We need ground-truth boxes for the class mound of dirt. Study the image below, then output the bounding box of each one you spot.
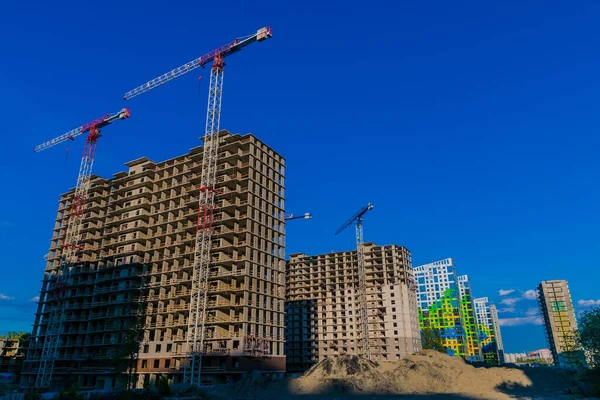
[303,354,379,378]
[296,354,395,394]
[290,350,575,399]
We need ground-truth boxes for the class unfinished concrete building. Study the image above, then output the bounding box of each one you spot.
[285,243,421,372]
[23,130,286,389]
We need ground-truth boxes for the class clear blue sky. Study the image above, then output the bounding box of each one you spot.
[1,0,599,354]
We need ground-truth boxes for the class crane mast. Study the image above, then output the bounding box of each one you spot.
[123,27,272,387]
[34,108,130,388]
[184,57,224,386]
[335,203,374,360]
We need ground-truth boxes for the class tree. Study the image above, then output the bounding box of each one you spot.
[17,332,31,356]
[516,357,550,365]
[421,329,446,353]
[579,306,600,369]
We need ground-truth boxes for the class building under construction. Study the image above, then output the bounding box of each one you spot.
[284,244,421,372]
[23,130,286,389]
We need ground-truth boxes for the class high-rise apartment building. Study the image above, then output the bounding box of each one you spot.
[490,304,504,363]
[457,275,482,362]
[24,130,287,389]
[285,243,421,372]
[414,258,466,358]
[474,297,501,364]
[537,280,585,368]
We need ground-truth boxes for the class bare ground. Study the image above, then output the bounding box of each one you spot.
[211,351,596,400]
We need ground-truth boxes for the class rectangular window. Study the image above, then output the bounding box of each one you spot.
[153,360,160,368]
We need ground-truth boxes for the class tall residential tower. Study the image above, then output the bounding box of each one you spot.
[474,297,501,364]
[285,244,421,372]
[457,275,482,362]
[414,258,466,358]
[537,280,585,368]
[24,131,287,389]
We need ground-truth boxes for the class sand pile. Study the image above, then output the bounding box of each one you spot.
[296,355,395,394]
[290,350,573,399]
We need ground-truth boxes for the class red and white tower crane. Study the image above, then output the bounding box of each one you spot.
[33,108,131,388]
[335,202,374,360]
[123,26,272,386]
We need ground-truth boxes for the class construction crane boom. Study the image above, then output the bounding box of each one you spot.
[33,109,130,388]
[335,202,374,360]
[123,27,272,100]
[334,204,372,235]
[34,108,130,152]
[123,26,272,387]
[284,212,312,221]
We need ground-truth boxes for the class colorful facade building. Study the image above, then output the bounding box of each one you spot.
[457,275,483,362]
[538,280,586,368]
[474,297,501,365]
[414,258,466,358]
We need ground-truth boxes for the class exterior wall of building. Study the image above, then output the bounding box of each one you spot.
[489,304,504,363]
[504,353,527,364]
[474,297,500,365]
[414,259,466,358]
[457,275,482,362]
[538,280,585,368]
[285,244,421,372]
[284,299,318,372]
[528,348,553,363]
[0,337,24,376]
[24,131,287,388]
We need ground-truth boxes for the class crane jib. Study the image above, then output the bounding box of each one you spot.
[123,26,272,100]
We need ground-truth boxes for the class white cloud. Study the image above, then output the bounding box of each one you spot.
[577,299,600,307]
[498,307,515,313]
[525,308,540,317]
[523,290,538,300]
[499,289,515,296]
[0,293,15,300]
[501,297,521,306]
[29,296,40,302]
[499,316,544,327]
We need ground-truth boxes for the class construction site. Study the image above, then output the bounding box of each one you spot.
[21,27,292,391]
[23,128,287,389]
[13,20,595,400]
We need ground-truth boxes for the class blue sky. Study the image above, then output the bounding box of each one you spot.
[1,0,599,353]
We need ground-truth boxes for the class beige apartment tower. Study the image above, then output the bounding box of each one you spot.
[24,130,286,389]
[537,280,585,368]
[285,243,421,372]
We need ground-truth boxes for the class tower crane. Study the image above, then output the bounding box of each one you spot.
[335,202,374,360]
[123,26,272,386]
[33,108,131,388]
